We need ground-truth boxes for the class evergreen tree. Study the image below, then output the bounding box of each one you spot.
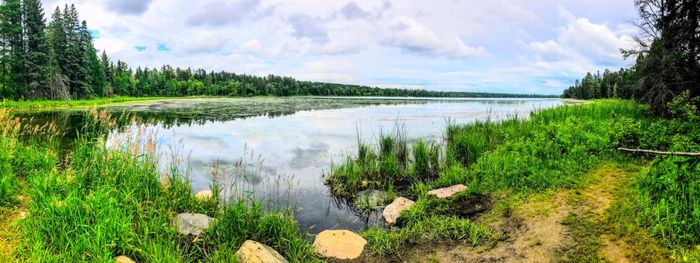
[100,51,113,96]
[22,0,50,98]
[0,0,25,99]
[78,19,98,97]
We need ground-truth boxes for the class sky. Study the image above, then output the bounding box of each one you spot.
[41,0,640,95]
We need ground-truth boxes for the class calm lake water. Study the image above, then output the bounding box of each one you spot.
[21,97,562,234]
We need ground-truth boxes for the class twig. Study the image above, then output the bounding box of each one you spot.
[618,147,700,157]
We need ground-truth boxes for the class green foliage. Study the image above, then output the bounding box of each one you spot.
[363,198,494,256]
[563,0,700,115]
[638,157,700,246]
[0,0,26,99]
[0,110,319,262]
[327,130,443,199]
[207,203,319,263]
[0,109,19,205]
[22,0,51,99]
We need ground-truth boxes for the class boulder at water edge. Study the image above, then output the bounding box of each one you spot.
[313,230,366,260]
[427,184,467,199]
[114,256,136,263]
[194,189,213,200]
[174,213,215,236]
[382,197,415,225]
[235,240,288,263]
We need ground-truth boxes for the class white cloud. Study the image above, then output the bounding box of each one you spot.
[187,0,275,26]
[527,9,636,66]
[380,16,485,59]
[105,0,153,15]
[40,0,639,95]
[288,13,329,43]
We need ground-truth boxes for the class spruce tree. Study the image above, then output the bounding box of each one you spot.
[100,50,114,95]
[81,22,105,96]
[22,0,50,98]
[47,6,69,99]
[0,0,25,99]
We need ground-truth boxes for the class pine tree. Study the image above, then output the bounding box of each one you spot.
[77,19,95,97]
[22,0,50,98]
[56,4,90,98]
[47,6,68,99]
[0,0,25,99]
[100,51,113,96]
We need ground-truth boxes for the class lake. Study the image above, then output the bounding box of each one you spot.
[20,97,562,234]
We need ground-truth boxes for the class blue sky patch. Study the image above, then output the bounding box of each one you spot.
[89,29,101,39]
[157,43,171,52]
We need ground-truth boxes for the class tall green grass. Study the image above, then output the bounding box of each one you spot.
[327,133,440,199]
[0,109,318,262]
[630,97,700,247]
[362,197,494,256]
[0,109,19,205]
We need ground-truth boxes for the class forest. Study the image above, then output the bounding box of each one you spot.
[561,0,699,114]
[0,1,549,101]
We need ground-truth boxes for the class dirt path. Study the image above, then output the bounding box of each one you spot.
[383,164,641,263]
[0,195,27,262]
[0,208,21,262]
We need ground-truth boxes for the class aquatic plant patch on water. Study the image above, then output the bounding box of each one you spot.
[104,97,437,125]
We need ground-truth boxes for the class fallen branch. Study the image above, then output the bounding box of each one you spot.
[618,147,700,157]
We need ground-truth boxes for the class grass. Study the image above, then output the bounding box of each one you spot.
[0,108,319,262]
[363,202,494,256]
[0,96,180,112]
[328,100,646,199]
[3,97,699,261]
[329,99,699,258]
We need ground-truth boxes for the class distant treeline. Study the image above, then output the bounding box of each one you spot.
[0,1,549,101]
[562,0,699,115]
[117,65,554,98]
[561,66,639,100]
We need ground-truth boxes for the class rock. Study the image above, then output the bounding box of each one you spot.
[114,255,136,263]
[313,230,366,260]
[427,184,467,199]
[194,190,213,200]
[235,240,288,263]
[174,213,215,236]
[382,197,415,225]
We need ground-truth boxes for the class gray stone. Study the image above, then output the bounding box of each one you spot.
[382,197,415,225]
[174,213,215,236]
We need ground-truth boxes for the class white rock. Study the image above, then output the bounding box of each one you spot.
[174,213,215,236]
[235,240,288,263]
[382,197,415,225]
[194,190,213,200]
[114,255,136,263]
[313,230,366,260]
[427,184,467,198]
